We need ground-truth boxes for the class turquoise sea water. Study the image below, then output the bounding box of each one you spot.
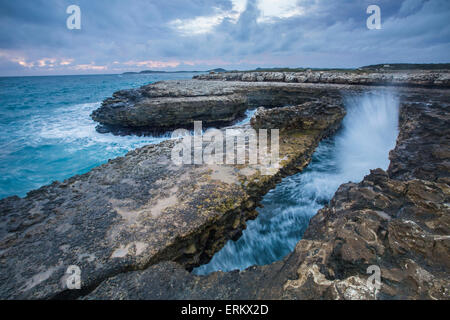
[0,73,200,199]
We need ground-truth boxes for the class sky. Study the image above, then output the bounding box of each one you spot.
[0,0,449,76]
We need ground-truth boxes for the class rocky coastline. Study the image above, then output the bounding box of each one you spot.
[194,70,450,87]
[0,71,449,299]
[92,70,449,135]
[86,92,450,300]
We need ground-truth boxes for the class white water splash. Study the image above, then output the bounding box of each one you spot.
[193,91,400,275]
[38,102,168,150]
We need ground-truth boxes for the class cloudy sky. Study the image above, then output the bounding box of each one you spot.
[0,0,449,76]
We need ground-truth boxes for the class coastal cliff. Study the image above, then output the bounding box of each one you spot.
[0,71,449,300]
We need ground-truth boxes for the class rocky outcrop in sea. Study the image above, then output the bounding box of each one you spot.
[92,71,449,135]
[91,80,347,134]
[0,71,448,299]
[194,70,450,87]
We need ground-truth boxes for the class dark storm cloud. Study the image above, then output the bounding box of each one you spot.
[0,0,449,76]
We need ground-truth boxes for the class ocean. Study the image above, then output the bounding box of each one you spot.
[0,73,201,199]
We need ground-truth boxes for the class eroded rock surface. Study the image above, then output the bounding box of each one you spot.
[0,99,345,299]
[92,71,449,134]
[92,88,248,134]
[86,94,450,300]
